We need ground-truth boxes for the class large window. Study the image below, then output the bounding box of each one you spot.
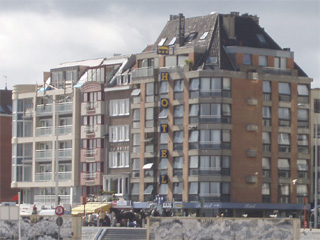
[132,109,140,129]
[13,143,32,182]
[189,77,231,98]
[132,133,140,153]
[109,125,129,142]
[189,103,231,124]
[189,155,230,176]
[278,184,290,203]
[189,129,230,150]
[145,108,154,128]
[262,183,270,203]
[109,151,129,168]
[14,99,33,138]
[297,159,308,179]
[298,109,309,129]
[173,131,184,150]
[110,99,129,116]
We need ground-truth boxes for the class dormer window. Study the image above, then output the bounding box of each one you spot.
[185,32,198,42]
[158,38,167,46]
[256,34,266,43]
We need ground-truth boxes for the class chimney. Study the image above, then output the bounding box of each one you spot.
[177,13,185,47]
[223,13,236,39]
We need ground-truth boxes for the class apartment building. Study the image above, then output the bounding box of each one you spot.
[0,89,19,202]
[129,12,312,218]
[11,12,315,219]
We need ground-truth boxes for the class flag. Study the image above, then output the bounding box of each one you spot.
[12,193,19,201]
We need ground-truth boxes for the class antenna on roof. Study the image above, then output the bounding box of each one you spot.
[3,76,7,90]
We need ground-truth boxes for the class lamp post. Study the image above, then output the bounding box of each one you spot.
[314,118,318,228]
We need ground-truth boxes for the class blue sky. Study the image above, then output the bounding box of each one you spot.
[0,0,319,89]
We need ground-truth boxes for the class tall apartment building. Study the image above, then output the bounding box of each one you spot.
[11,12,314,219]
[311,88,320,211]
[129,12,312,218]
[0,89,19,202]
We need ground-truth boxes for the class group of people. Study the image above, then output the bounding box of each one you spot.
[83,207,174,227]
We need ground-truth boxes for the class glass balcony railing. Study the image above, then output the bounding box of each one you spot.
[35,127,52,136]
[34,195,70,206]
[35,150,52,160]
[35,172,52,182]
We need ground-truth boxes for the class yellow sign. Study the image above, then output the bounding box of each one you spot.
[157,46,169,55]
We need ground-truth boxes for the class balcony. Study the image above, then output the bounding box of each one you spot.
[34,195,70,207]
[35,150,52,161]
[35,172,52,182]
[59,172,72,181]
[263,67,291,76]
[35,126,52,137]
[57,102,73,113]
[58,148,72,160]
[57,125,72,135]
[36,104,52,116]
[131,67,157,83]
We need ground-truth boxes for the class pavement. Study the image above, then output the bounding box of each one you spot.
[300,228,320,240]
[82,227,320,240]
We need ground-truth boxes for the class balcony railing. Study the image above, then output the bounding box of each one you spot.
[58,102,73,113]
[36,104,52,115]
[131,67,155,79]
[59,172,72,181]
[85,149,97,157]
[35,150,52,160]
[34,195,70,207]
[263,67,291,76]
[58,148,72,159]
[84,172,97,180]
[35,126,52,136]
[35,172,52,182]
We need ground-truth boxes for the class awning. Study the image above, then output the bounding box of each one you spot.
[72,202,112,215]
[131,89,141,96]
[143,163,153,169]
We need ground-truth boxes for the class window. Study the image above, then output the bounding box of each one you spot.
[274,57,286,69]
[146,83,155,103]
[200,32,209,40]
[262,132,271,152]
[110,99,130,116]
[173,131,184,150]
[279,184,290,203]
[185,32,198,42]
[189,182,198,201]
[263,81,271,101]
[298,84,309,104]
[173,157,183,177]
[200,78,221,97]
[87,67,105,83]
[168,37,176,45]
[278,133,290,152]
[298,134,309,154]
[262,183,270,203]
[174,105,184,125]
[297,159,308,179]
[315,99,320,113]
[160,81,169,94]
[109,151,129,168]
[131,183,140,195]
[174,79,184,100]
[278,82,291,102]
[262,158,271,177]
[278,159,290,178]
[173,182,183,201]
[145,108,154,128]
[159,158,168,176]
[262,106,271,126]
[132,159,140,178]
[160,132,168,144]
[198,182,221,201]
[256,34,266,43]
[243,54,251,65]
[200,103,221,124]
[159,108,168,119]
[109,125,129,142]
[159,184,168,195]
[298,109,309,129]
[200,129,221,150]
[132,109,140,129]
[259,56,267,67]
[158,38,167,46]
[199,156,221,175]
[278,107,290,127]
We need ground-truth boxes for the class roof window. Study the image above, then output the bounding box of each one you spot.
[158,38,167,46]
[256,34,266,43]
[185,32,198,42]
[168,37,176,45]
[200,32,209,40]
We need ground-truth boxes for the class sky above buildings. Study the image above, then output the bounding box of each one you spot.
[0,0,319,90]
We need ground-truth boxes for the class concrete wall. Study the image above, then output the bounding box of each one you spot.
[147,217,300,240]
